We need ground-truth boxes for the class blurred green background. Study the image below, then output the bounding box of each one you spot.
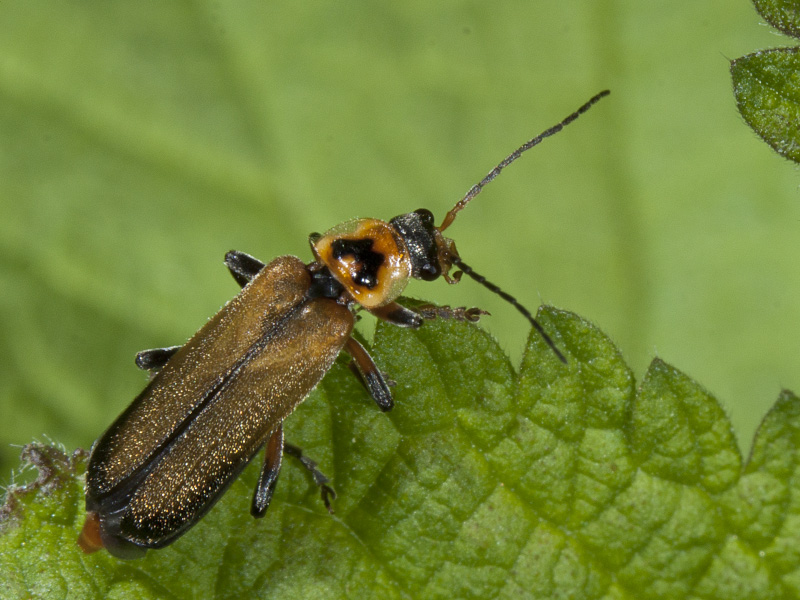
[0,2,797,480]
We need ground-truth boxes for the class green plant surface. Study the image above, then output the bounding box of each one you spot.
[2,308,799,599]
[732,49,800,162]
[0,3,797,507]
[752,0,800,37]
[731,0,800,162]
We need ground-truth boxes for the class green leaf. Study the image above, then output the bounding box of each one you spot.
[752,0,800,38]
[731,48,800,163]
[2,308,799,599]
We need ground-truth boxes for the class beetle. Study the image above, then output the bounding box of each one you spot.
[77,90,609,558]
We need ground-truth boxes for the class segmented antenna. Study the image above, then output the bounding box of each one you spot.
[453,258,567,364]
[438,89,610,232]
[439,90,611,363]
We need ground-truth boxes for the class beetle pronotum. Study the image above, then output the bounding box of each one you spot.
[78,90,609,558]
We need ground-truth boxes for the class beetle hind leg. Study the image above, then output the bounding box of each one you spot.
[252,426,285,517]
[252,429,336,517]
[283,443,336,514]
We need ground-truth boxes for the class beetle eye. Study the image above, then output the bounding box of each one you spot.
[419,263,440,281]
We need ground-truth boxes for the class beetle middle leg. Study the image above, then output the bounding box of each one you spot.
[134,250,269,373]
[344,337,393,412]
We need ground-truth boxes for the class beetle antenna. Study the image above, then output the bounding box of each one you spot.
[438,89,610,232]
[453,257,567,364]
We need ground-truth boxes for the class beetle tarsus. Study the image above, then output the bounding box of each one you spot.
[284,443,336,513]
[320,484,336,514]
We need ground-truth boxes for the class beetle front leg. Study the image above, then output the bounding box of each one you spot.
[134,346,182,372]
[370,302,423,328]
[370,301,488,328]
[344,337,393,412]
[225,250,266,287]
[416,304,489,322]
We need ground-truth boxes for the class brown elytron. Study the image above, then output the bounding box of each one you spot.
[82,257,353,556]
[80,90,609,558]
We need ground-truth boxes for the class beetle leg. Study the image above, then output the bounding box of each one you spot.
[77,511,103,554]
[134,346,182,372]
[283,443,336,514]
[224,250,266,287]
[370,302,487,328]
[251,426,285,518]
[344,337,393,412]
[370,302,423,329]
[416,304,489,322]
